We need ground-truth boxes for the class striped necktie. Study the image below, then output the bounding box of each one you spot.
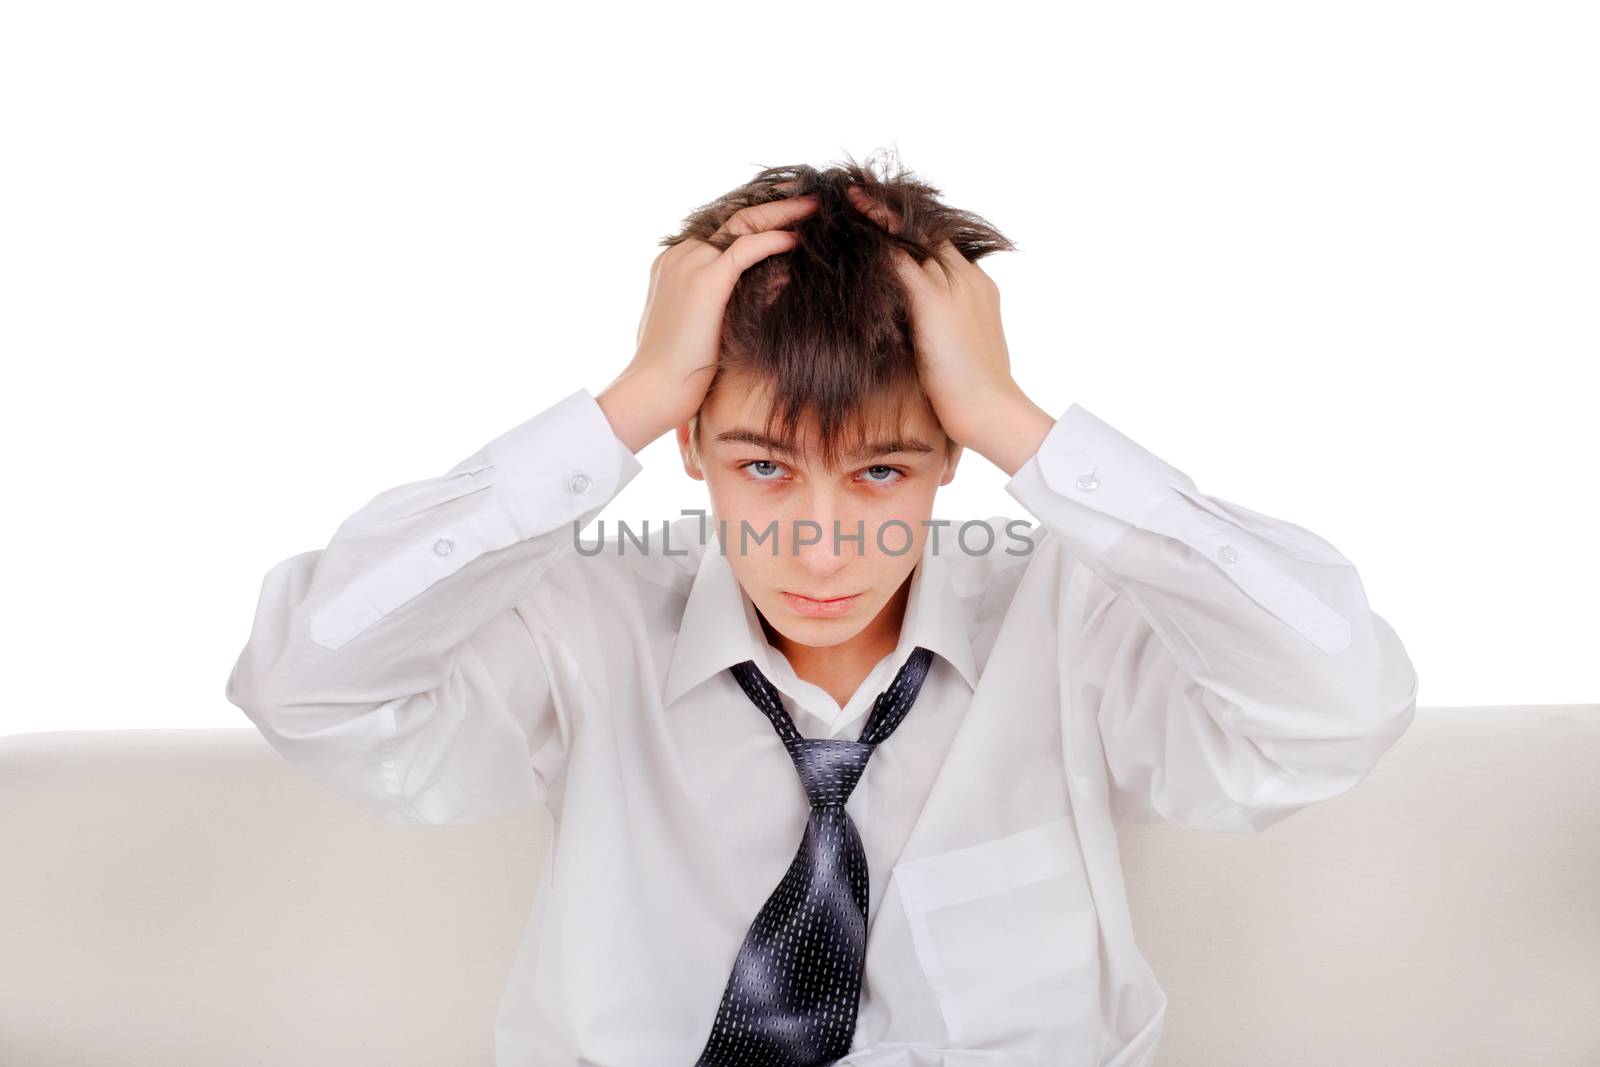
[692,645,936,1066]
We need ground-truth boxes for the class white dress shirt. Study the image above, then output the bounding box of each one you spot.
[225,387,1419,1066]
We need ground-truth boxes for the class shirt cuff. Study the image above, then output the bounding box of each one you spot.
[1003,401,1198,561]
[481,387,645,542]
[1004,401,1353,657]
[308,388,643,651]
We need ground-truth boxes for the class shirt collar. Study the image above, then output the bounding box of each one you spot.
[662,526,979,709]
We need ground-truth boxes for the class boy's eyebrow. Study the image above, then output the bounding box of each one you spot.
[713,428,936,462]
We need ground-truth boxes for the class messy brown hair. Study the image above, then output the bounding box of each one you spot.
[660,149,1017,473]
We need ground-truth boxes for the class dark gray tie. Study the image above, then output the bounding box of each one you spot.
[692,645,936,1066]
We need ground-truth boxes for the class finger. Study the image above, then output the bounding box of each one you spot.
[715,228,801,284]
[714,194,820,238]
[845,183,903,235]
[883,243,929,296]
[926,237,972,284]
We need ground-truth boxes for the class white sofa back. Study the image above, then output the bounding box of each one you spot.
[1,705,1595,1065]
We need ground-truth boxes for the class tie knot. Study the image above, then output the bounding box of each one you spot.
[782,736,875,808]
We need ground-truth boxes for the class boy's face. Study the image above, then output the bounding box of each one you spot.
[675,369,963,651]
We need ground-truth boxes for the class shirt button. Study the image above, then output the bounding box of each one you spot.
[568,472,592,494]
[1217,544,1238,565]
[1075,472,1099,492]
[433,537,454,556]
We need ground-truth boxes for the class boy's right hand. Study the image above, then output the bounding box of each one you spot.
[598,189,819,453]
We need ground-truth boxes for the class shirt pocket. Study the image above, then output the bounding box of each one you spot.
[890,814,1101,1054]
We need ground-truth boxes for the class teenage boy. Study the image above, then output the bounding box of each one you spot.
[226,159,1418,1067]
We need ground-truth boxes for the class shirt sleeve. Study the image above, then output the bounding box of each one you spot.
[224,387,644,827]
[1003,402,1419,833]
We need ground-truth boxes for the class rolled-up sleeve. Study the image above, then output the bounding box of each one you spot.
[224,387,643,826]
[1005,402,1419,832]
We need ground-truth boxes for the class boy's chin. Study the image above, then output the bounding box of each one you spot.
[760,602,870,647]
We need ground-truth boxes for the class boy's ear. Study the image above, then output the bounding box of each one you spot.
[938,441,964,486]
[676,421,705,481]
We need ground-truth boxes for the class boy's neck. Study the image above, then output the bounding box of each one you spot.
[758,569,914,713]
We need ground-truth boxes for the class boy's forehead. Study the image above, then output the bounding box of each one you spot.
[702,376,936,456]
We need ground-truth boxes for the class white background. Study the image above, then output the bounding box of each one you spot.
[2,1,1594,738]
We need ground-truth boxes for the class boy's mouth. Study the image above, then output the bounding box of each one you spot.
[780,591,863,617]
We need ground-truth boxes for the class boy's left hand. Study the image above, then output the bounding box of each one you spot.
[845,184,1055,476]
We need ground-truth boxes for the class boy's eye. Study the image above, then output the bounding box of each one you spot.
[741,459,788,481]
[861,465,905,485]
[738,460,907,484]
